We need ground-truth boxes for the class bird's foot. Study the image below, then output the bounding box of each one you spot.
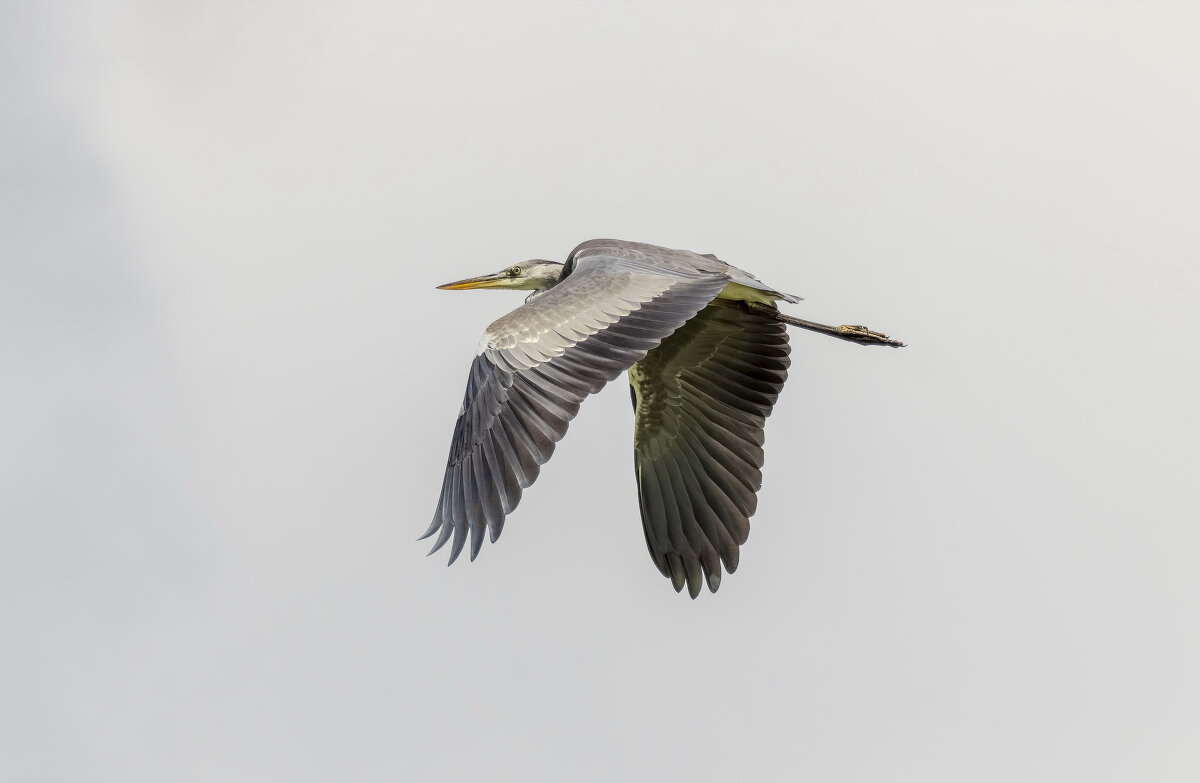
[835,324,906,348]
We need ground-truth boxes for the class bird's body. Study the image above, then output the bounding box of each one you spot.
[425,239,901,597]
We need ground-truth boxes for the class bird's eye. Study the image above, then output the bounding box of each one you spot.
[506,267,521,277]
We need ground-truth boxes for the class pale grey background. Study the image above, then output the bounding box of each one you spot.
[3,2,1198,781]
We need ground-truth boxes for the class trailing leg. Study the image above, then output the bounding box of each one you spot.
[744,302,905,348]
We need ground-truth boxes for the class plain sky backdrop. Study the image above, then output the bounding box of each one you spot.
[4,2,1199,781]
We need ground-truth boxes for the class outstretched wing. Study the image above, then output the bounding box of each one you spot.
[422,255,729,564]
[630,301,791,597]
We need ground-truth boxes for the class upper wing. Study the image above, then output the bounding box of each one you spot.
[422,255,729,564]
[630,301,791,597]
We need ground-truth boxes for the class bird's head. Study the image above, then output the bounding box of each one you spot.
[436,259,564,292]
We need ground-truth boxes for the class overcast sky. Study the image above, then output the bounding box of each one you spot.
[4,2,1199,781]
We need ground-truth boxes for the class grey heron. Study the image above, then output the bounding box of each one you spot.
[423,239,902,597]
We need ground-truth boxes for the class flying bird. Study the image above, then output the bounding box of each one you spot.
[422,239,902,597]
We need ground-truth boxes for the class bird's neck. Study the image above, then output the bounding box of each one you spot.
[524,271,564,302]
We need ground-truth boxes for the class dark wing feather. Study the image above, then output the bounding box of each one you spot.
[423,255,728,564]
[630,301,791,597]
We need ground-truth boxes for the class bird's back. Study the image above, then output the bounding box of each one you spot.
[567,239,800,304]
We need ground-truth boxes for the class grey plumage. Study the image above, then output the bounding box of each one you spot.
[423,239,901,597]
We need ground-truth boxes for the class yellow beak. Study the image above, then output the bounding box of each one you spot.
[436,273,507,290]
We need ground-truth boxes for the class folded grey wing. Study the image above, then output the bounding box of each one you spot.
[630,301,791,597]
[422,256,728,564]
